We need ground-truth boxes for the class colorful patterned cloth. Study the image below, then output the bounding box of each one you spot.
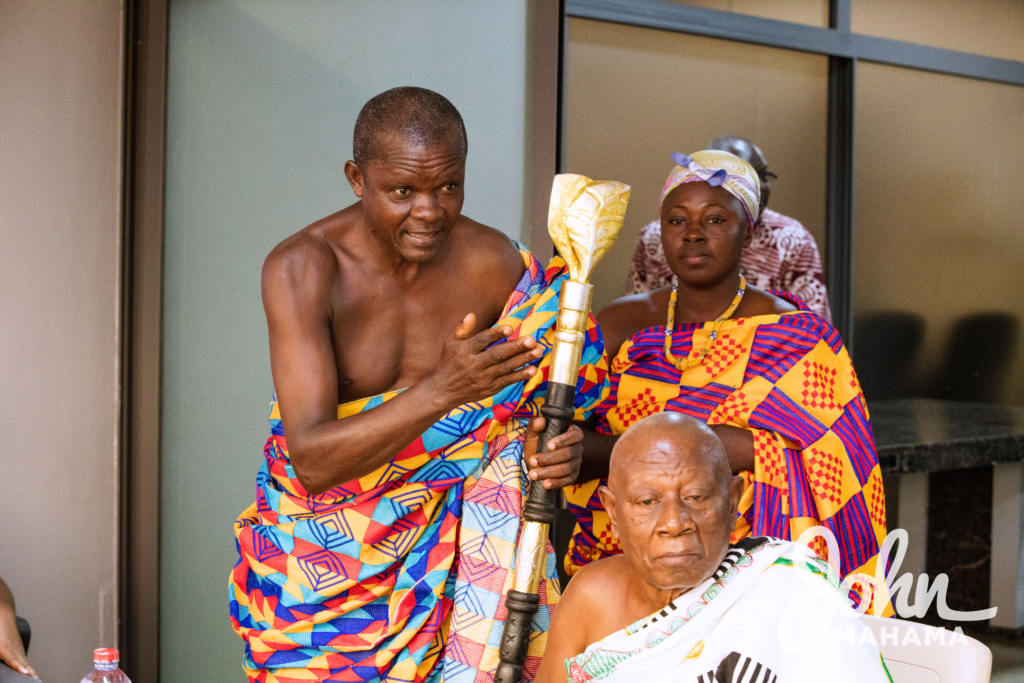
[230,247,609,683]
[625,210,832,320]
[566,538,891,683]
[660,151,761,225]
[565,292,887,591]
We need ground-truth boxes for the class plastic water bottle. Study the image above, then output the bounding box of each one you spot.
[80,648,131,683]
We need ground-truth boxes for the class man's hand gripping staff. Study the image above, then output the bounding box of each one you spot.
[494,174,630,683]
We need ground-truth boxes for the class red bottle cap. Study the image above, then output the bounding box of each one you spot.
[94,648,119,664]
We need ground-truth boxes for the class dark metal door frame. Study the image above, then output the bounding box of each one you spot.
[119,1,168,680]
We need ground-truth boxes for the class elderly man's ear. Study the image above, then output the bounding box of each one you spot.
[598,486,618,537]
[344,160,365,197]
[728,475,744,518]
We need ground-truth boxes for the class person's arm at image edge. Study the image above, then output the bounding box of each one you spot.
[0,577,36,679]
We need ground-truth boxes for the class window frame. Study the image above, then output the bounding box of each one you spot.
[558,0,1024,343]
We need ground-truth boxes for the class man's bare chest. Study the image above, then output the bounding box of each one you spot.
[329,283,508,403]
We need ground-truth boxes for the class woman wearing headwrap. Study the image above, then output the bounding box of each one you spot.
[566,151,888,603]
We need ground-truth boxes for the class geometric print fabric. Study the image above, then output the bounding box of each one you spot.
[230,247,609,683]
[564,292,887,596]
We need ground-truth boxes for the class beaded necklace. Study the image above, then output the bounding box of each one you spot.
[663,275,746,370]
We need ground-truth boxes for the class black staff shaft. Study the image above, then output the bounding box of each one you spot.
[523,382,577,524]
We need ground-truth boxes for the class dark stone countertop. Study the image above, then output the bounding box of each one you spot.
[869,399,1024,473]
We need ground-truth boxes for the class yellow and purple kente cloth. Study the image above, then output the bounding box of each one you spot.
[230,246,608,683]
[565,294,888,594]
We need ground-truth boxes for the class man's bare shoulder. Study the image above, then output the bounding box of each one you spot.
[454,217,523,263]
[450,217,526,289]
[261,210,351,304]
[562,555,632,613]
[539,557,632,683]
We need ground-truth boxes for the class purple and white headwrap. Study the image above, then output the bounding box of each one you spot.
[658,150,761,226]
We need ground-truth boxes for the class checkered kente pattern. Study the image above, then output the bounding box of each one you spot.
[564,291,887,595]
[230,247,609,683]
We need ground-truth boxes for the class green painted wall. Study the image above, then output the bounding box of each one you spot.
[162,2,530,679]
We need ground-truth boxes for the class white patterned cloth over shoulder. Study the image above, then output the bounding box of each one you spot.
[625,210,832,321]
[565,538,891,683]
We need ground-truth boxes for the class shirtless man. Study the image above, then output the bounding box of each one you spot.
[263,87,579,494]
[538,413,890,683]
[230,87,590,682]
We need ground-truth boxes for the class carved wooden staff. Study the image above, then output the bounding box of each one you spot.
[494,174,630,683]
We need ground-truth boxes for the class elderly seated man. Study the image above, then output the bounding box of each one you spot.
[537,413,890,683]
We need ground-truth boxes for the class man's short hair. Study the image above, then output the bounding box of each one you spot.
[352,87,468,170]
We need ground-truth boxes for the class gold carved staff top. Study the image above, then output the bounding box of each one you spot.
[548,173,631,284]
[545,174,630,387]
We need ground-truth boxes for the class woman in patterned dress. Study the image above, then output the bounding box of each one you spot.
[566,150,887,595]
